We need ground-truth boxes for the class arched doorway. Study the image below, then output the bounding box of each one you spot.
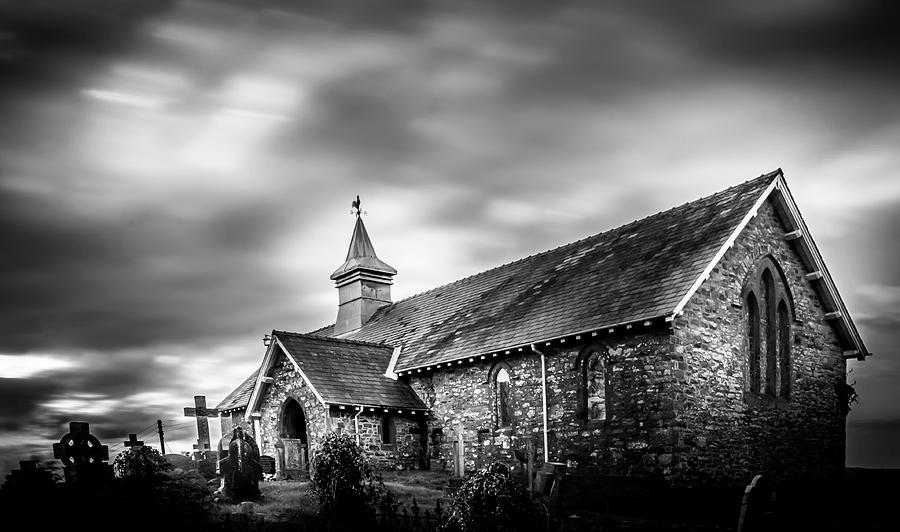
[280,398,308,478]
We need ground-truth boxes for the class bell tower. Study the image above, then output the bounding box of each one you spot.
[330,200,396,335]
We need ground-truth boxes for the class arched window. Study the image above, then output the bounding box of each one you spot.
[492,366,514,428]
[762,269,777,396]
[577,348,608,422]
[746,292,761,394]
[778,300,791,398]
[381,415,395,444]
[742,256,794,401]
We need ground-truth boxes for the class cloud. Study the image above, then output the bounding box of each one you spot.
[0,0,898,472]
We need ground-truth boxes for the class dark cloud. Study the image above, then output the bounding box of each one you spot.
[0,377,65,420]
[0,0,897,472]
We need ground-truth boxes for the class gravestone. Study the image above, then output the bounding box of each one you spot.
[533,461,567,512]
[1,460,57,495]
[123,434,144,449]
[737,474,775,532]
[260,455,276,476]
[52,422,113,488]
[218,426,262,501]
[452,422,465,478]
[184,395,218,460]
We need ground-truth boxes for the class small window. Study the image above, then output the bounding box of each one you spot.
[496,367,513,427]
[577,348,608,422]
[381,415,395,445]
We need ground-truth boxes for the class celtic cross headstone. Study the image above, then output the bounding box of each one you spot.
[52,421,112,487]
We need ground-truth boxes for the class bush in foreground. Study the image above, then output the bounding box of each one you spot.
[443,463,542,532]
[113,446,171,482]
[309,433,390,526]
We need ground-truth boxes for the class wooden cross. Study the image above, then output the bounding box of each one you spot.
[124,433,144,448]
[184,395,218,457]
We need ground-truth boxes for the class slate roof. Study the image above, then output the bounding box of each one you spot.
[273,331,426,409]
[216,369,259,412]
[331,216,397,279]
[319,171,780,372]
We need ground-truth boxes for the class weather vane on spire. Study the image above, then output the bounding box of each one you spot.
[350,195,366,217]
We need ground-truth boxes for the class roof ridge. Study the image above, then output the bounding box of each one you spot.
[273,329,391,349]
[370,170,781,312]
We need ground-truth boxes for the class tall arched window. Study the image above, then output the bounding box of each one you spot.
[742,256,794,401]
[778,300,791,398]
[577,348,608,422]
[495,367,512,427]
[762,269,777,396]
[586,352,607,421]
[746,292,761,394]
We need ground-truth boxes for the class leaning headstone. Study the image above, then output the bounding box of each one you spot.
[218,426,263,501]
[52,422,113,488]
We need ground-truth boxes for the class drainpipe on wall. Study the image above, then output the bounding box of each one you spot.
[530,344,550,463]
[355,405,365,445]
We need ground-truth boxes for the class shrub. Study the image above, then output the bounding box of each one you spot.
[309,433,389,524]
[442,462,542,532]
[113,446,171,482]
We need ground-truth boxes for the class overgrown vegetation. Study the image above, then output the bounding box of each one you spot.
[309,433,392,528]
[837,374,859,415]
[0,454,215,532]
[442,462,542,532]
[113,445,171,481]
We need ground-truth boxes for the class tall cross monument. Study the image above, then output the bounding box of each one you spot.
[184,395,218,458]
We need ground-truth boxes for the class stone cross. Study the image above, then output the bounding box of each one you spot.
[453,422,465,478]
[52,421,112,487]
[124,434,144,448]
[184,395,218,458]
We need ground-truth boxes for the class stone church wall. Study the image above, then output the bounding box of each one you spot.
[258,356,327,464]
[670,199,848,486]
[407,199,848,487]
[329,409,424,470]
[408,327,679,477]
[257,354,423,472]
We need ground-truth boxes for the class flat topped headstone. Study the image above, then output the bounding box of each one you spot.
[2,460,56,495]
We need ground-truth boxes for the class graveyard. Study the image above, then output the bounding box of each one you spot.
[2,419,899,531]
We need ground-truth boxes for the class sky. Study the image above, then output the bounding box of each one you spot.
[1,0,898,477]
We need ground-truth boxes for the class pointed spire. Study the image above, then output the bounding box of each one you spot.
[330,216,397,280]
[331,203,397,335]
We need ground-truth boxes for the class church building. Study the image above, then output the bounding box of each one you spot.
[217,169,868,486]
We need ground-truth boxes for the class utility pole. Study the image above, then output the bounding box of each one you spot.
[157,419,165,453]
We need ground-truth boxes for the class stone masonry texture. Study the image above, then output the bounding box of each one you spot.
[257,198,848,488]
[404,198,847,488]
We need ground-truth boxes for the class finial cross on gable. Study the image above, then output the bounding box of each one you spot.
[124,433,144,448]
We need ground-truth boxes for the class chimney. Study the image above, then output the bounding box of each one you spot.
[330,215,396,335]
